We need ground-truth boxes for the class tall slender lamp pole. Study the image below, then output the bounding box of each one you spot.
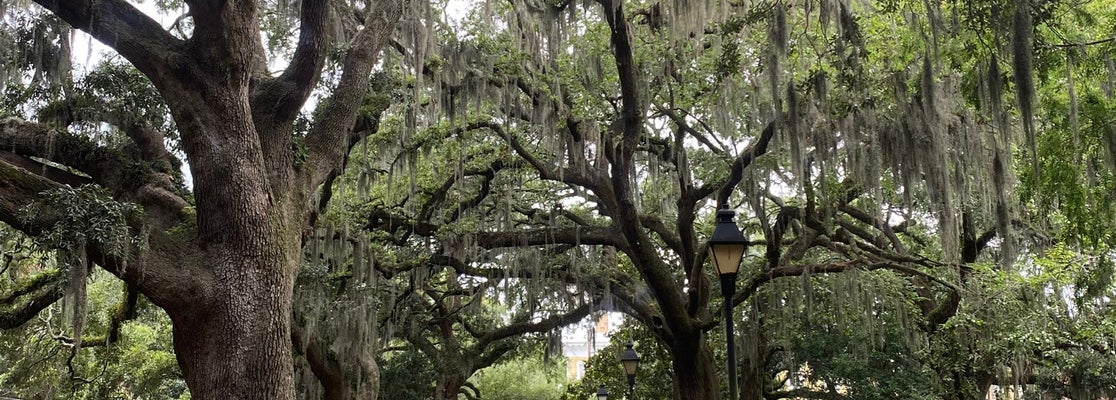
[709,207,747,400]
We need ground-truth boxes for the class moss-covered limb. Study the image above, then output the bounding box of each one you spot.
[248,0,328,128]
[38,95,179,170]
[478,120,605,193]
[302,0,405,190]
[291,317,379,400]
[361,204,622,249]
[0,117,154,190]
[291,322,343,399]
[307,95,387,230]
[0,152,94,188]
[472,301,594,350]
[106,284,140,344]
[639,213,684,257]
[0,118,189,230]
[0,270,67,329]
[0,159,206,312]
[709,120,778,206]
[733,260,962,309]
[0,157,65,237]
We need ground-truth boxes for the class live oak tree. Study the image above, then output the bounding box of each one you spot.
[3,0,1116,399]
[357,0,1116,399]
[0,0,407,397]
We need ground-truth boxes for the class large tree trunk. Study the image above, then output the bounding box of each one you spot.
[11,0,401,398]
[169,217,303,399]
[437,373,468,400]
[172,278,295,398]
[670,335,722,400]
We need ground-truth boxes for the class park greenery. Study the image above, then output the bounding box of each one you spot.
[1,0,1116,399]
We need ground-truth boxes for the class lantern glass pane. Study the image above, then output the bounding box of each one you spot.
[709,243,745,275]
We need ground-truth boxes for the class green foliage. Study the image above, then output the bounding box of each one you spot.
[378,345,437,400]
[563,322,674,400]
[21,185,143,257]
[763,271,937,400]
[53,61,173,133]
[0,270,185,399]
[470,355,568,400]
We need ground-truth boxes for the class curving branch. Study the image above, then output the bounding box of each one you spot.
[471,120,603,191]
[712,121,777,206]
[417,159,519,224]
[0,118,189,230]
[309,107,386,229]
[31,0,184,81]
[0,155,208,311]
[292,320,378,400]
[734,260,961,308]
[473,302,594,351]
[38,96,179,169]
[638,213,684,256]
[0,271,67,329]
[253,0,330,124]
[657,106,726,154]
[470,226,623,249]
[304,0,406,190]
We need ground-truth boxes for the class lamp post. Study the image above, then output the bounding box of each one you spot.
[619,341,641,396]
[596,385,608,400]
[709,206,747,400]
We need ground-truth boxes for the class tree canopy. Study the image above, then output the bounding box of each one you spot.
[1,0,1116,399]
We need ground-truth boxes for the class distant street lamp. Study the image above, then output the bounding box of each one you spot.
[709,206,747,400]
[596,384,609,400]
[620,342,641,395]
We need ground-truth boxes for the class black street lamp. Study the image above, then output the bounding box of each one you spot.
[596,384,609,400]
[619,342,641,395]
[709,206,747,400]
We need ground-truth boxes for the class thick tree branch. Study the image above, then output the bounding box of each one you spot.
[474,302,594,351]
[38,96,179,169]
[308,111,385,230]
[657,107,725,154]
[0,271,67,329]
[254,0,329,123]
[839,204,908,254]
[293,311,380,399]
[713,121,777,206]
[595,0,697,341]
[304,1,405,189]
[470,120,603,191]
[599,0,641,144]
[417,159,516,224]
[0,159,208,311]
[32,0,184,81]
[470,226,623,249]
[638,213,684,255]
[0,119,189,230]
[734,261,961,307]
[292,321,344,400]
[0,152,92,188]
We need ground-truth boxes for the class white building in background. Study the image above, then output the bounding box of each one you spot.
[562,313,622,380]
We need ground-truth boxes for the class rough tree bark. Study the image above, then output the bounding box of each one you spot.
[0,0,406,398]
